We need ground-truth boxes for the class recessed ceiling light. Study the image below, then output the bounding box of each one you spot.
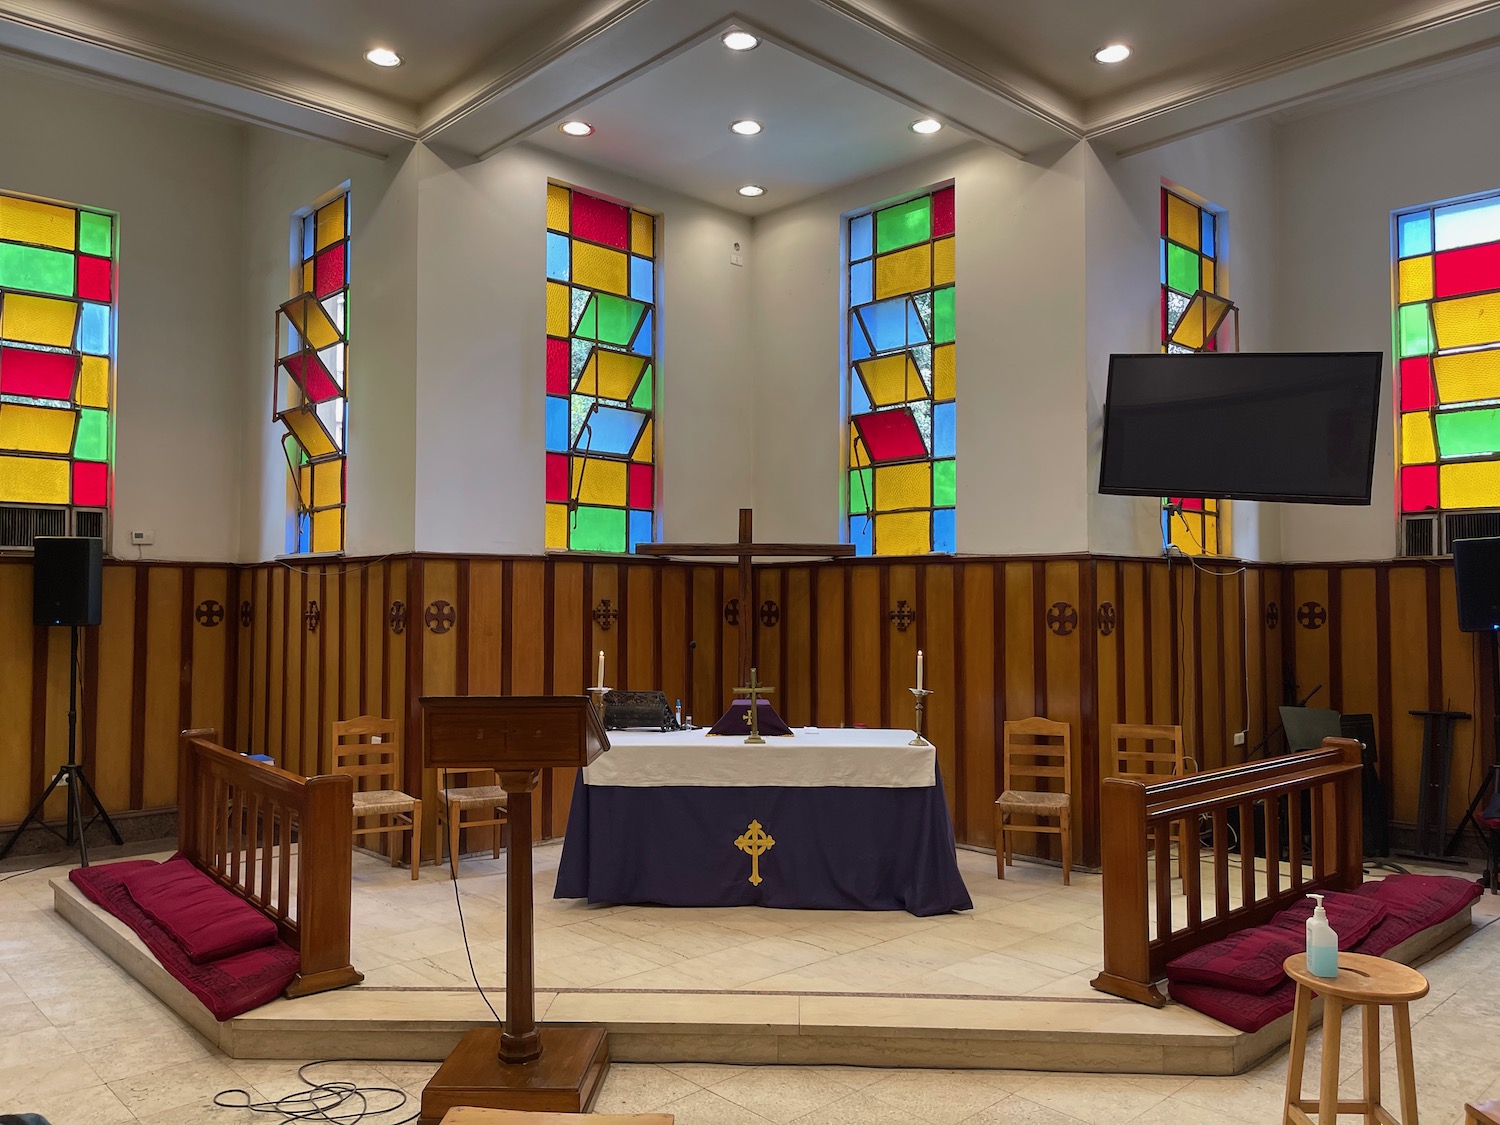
[738,185,766,198]
[721,30,760,51]
[364,47,403,68]
[1094,43,1131,63]
[909,118,943,135]
[558,121,594,137]
[730,120,763,136]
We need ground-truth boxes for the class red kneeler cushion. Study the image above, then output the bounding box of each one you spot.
[1170,976,1298,1033]
[120,855,278,963]
[1355,874,1482,955]
[1267,890,1388,949]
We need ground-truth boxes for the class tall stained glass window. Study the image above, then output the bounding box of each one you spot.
[275,191,348,554]
[0,191,115,530]
[1395,191,1500,531]
[846,185,955,556]
[1159,186,1228,556]
[545,182,657,554]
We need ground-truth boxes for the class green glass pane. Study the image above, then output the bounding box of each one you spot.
[1399,304,1433,358]
[630,364,653,410]
[78,211,113,257]
[595,294,646,347]
[569,505,626,552]
[73,408,108,461]
[1166,243,1199,295]
[572,289,595,338]
[1435,407,1500,458]
[933,459,956,507]
[934,287,955,344]
[876,197,931,254]
[0,243,75,296]
[849,467,872,515]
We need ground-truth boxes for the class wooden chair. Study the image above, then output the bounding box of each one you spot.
[436,767,508,876]
[1110,723,1193,876]
[995,717,1073,885]
[332,716,422,880]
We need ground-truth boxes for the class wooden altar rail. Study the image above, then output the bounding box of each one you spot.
[1091,738,1364,1007]
[178,729,363,998]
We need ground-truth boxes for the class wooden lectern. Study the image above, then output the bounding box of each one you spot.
[418,696,611,1125]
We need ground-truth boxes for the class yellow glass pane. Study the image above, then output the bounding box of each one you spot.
[548,184,571,233]
[1401,412,1436,464]
[1399,256,1433,304]
[315,196,345,251]
[933,237,954,287]
[282,295,340,350]
[0,404,76,453]
[280,407,337,458]
[875,511,929,555]
[546,502,568,549]
[1,294,78,347]
[77,355,109,408]
[1169,508,1221,555]
[631,210,654,258]
[572,243,628,297]
[1168,292,1233,350]
[0,453,68,503]
[850,428,869,468]
[301,259,314,294]
[857,354,923,407]
[1440,460,1500,509]
[1433,292,1500,350]
[1202,257,1215,294]
[570,457,627,506]
[578,349,648,399]
[0,196,76,251]
[934,344,955,400]
[632,418,652,462]
[311,508,342,553]
[875,245,932,300]
[312,457,342,508]
[1435,349,1500,404]
[296,464,313,508]
[1166,193,1199,251]
[874,461,930,510]
[547,281,570,337]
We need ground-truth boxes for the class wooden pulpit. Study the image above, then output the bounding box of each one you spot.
[418,696,610,1125]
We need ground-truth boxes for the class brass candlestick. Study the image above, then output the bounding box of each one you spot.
[909,687,934,746]
[587,686,610,722]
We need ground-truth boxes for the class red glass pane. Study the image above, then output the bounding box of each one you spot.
[1434,241,1500,299]
[72,461,107,506]
[76,255,113,302]
[547,338,570,395]
[572,194,629,249]
[931,186,955,238]
[0,347,76,398]
[1169,497,1205,511]
[1400,357,1435,412]
[1401,464,1438,512]
[546,453,569,502]
[1160,188,1168,236]
[1160,287,1167,343]
[314,243,346,297]
[629,462,653,509]
[281,353,340,402]
[854,409,927,462]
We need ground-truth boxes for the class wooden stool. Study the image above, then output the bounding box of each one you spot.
[1281,952,1428,1125]
[1465,1100,1500,1123]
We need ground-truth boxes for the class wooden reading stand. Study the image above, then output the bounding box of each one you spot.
[418,696,611,1125]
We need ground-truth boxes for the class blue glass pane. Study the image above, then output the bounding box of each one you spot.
[933,508,955,553]
[630,255,654,302]
[297,512,311,553]
[850,259,872,306]
[628,509,653,553]
[631,308,653,355]
[545,395,569,452]
[1159,238,1166,285]
[302,218,315,261]
[850,371,872,415]
[851,515,872,556]
[850,213,873,261]
[546,232,570,281]
[579,405,647,456]
[1201,211,1215,258]
[857,297,912,353]
[77,303,110,355]
[1435,197,1500,251]
[1398,211,1433,257]
[909,298,930,344]
[934,401,956,458]
[849,314,873,361]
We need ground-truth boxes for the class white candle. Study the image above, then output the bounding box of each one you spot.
[597,649,605,689]
[916,649,924,691]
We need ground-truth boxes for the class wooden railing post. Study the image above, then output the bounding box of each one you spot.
[286,771,361,997]
[1092,777,1164,1006]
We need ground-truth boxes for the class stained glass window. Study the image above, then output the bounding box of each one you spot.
[846,185,955,556]
[545,183,657,554]
[1395,191,1500,527]
[275,191,348,554]
[0,191,115,526]
[1159,186,1228,556]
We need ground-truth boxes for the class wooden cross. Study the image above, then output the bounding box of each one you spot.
[636,508,854,686]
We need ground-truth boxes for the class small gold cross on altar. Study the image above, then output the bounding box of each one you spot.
[734,819,775,886]
[734,667,774,744]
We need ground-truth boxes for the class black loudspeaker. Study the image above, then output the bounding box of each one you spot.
[33,536,103,627]
[1454,536,1500,632]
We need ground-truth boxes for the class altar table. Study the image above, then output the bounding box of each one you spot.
[553,728,973,916]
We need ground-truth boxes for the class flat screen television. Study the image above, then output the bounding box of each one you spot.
[1098,352,1383,504]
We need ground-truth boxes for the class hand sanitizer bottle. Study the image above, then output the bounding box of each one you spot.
[1305,893,1339,978]
[675,699,683,728]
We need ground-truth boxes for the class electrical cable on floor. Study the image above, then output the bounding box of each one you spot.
[214,1059,416,1123]
[0,859,65,884]
[450,854,503,1026]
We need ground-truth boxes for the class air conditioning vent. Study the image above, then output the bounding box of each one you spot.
[0,505,67,548]
[1402,514,1436,557]
[1445,509,1500,552]
[74,510,105,540]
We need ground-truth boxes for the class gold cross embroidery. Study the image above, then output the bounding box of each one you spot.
[734,819,775,886]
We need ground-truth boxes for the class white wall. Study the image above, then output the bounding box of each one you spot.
[0,61,244,561]
[751,140,1089,554]
[1276,65,1500,562]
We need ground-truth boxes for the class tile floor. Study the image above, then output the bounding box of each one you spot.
[5,846,1500,1124]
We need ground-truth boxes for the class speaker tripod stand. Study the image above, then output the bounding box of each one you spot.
[0,625,121,866]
